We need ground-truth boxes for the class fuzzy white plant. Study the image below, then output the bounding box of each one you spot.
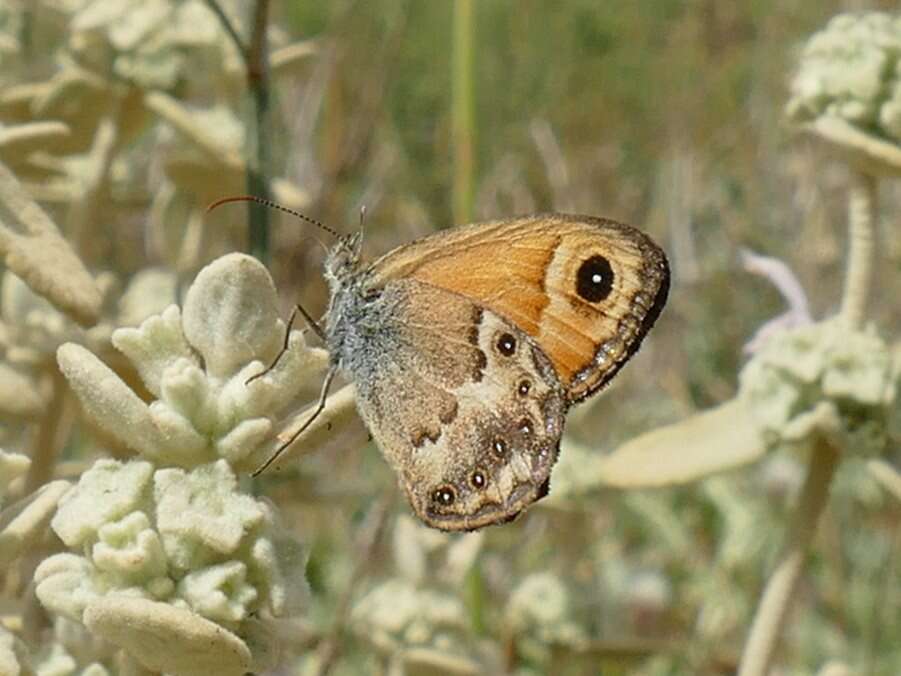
[68,0,243,90]
[739,318,898,455]
[786,12,901,141]
[57,252,326,469]
[349,515,484,673]
[0,448,29,505]
[32,253,324,676]
[505,572,586,649]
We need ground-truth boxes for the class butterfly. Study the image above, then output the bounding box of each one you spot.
[217,199,670,532]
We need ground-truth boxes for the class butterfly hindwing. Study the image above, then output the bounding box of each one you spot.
[343,277,566,531]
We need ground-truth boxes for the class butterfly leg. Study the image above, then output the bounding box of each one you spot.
[295,301,327,341]
[245,302,325,385]
[251,366,338,477]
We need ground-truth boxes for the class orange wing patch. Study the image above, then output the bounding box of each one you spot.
[370,214,669,403]
[392,231,559,336]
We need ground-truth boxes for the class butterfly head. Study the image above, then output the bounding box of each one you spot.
[324,232,364,287]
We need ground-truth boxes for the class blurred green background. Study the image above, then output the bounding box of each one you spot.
[279,0,899,401]
[249,3,901,674]
[1,1,899,674]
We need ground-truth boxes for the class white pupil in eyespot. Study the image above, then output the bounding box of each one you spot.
[592,273,602,284]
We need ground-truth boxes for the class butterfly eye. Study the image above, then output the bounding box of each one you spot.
[471,470,487,489]
[576,255,614,302]
[496,333,517,356]
[517,379,531,396]
[433,486,456,506]
[363,288,382,303]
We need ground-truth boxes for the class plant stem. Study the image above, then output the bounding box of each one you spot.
[69,114,120,264]
[203,0,272,264]
[839,170,876,330]
[736,439,840,676]
[452,0,475,224]
[203,0,249,68]
[314,498,390,676]
[23,368,69,495]
[245,0,272,264]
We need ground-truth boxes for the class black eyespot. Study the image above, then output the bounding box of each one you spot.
[576,255,614,302]
[471,470,487,489]
[433,486,456,506]
[496,333,516,356]
[492,438,508,457]
[519,418,533,435]
[517,379,531,396]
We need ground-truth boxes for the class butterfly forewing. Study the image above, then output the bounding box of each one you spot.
[369,214,670,403]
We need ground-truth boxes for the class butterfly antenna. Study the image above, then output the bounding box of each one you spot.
[207,195,339,240]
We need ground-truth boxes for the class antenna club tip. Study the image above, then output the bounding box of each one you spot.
[207,195,256,212]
